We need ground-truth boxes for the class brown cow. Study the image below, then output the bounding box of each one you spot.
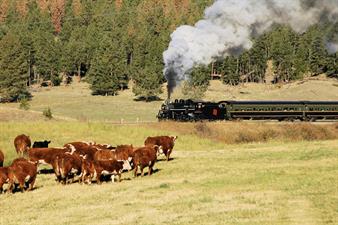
[52,153,82,184]
[94,145,134,162]
[64,142,98,160]
[144,136,178,161]
[94,143,115,150]
[64,141,95,150]
[28,147,73,166]
[8,158,38,192]
[80,156,131,184]
[0,149,4,167]
[132,145,160,177]
[14,134,31,156]
[0,167,10,193]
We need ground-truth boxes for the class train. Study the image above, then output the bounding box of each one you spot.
[157,99,338,122]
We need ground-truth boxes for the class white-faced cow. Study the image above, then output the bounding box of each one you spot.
[8,158,38,193]
[80,156,131,184]
[52,152,82,184]
[132,145,161,177]
[144,136,177,161]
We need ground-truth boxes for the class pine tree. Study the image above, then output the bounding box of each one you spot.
[309,35,329,75]
[87,32,127,96]
[182,65,210,100]
[222,56,240,85]
[0,33,29,101]
[269,26,298,82]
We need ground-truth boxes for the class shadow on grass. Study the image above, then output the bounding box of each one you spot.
[39,168,54,174]
[133,96,164,102]
[134,168,162,177]
[157,157,176,162]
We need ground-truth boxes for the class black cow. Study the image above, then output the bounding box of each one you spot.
[32,140,51,148]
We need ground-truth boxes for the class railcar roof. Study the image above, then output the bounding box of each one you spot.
[222,101,338,105]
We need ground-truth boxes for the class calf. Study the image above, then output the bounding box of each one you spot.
[0,167,10,193]
[0,149,4,167]
[132,145,160,177]
[144,136,178,161]
[14,134,31,156]
[8,158,38,192]
[52,153,82,184]
[81,157,131,184]
[32,140,51,148]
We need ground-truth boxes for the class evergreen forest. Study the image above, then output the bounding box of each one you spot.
[0,0,337,101]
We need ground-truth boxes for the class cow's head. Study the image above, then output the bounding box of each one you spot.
[44,140,51,145]
[171,136,178,142]
[154,145,163,155]
[122,160,132,171]
[66,144,77,154]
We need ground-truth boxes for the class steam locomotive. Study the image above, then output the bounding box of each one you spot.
[157,99,338,121]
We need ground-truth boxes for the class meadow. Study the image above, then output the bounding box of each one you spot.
[0,122,337,225]
[0,79,337,224]
[1,77,337,123]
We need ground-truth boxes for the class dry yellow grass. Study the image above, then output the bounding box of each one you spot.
[0,138,337,225]
[147,121,338,144]
[1,77,337,123]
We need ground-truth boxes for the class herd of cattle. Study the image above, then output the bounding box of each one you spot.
[0,134,178,194]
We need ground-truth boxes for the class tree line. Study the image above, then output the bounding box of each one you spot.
[0,0,336,102]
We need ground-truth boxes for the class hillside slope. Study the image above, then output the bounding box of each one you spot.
[1,78,337,122]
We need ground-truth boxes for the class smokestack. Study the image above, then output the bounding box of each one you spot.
[163,0,338,94]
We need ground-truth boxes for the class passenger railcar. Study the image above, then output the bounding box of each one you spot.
[157,99,338,122]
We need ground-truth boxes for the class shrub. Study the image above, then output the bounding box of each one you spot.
[43,107,53,119]
[19,98,30,111]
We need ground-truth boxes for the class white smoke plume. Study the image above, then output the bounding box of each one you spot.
[327,42,338,54]
[163,0,338,96]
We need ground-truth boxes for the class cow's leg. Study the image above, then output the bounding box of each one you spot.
[0,182,3,194]
[117,173,121,182]
[19,180,25,192]
[28,175,36,191]
[96,171,101,184]
[111,175,115,183]
[96,175,101,185]
[7,181,14,194]
[134,165,138,177]
[166,149,172,161]
[149,166,153,176]
[140,167,144,177]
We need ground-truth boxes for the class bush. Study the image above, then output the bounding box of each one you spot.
[19,98,30,111]
[43,107,53,119]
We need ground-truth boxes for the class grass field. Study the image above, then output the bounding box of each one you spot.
[0,77,337,123]
[0,121,337,225]
[0,79,337,224]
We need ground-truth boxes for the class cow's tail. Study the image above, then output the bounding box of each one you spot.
[54,156,61,177]
[60,158,65,179]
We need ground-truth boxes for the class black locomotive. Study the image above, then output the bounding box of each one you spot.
[157,99,338,122]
